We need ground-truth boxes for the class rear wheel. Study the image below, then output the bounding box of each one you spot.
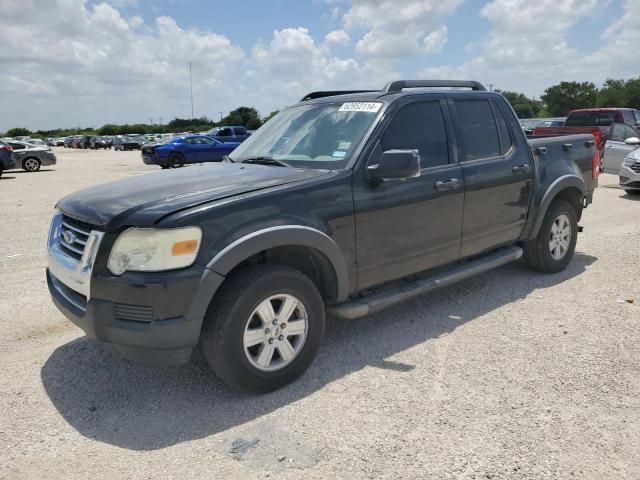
[23,158,41,172]
[168,152,185,168]
[202,264,325,393]
[523,199,578,273]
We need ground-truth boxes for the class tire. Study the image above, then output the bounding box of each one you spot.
[202,264,326,393]
[22,158,41,172]
[0,167,3,178]
[168,153,185,168]
[523,199,578,273]
[625,189,640,195]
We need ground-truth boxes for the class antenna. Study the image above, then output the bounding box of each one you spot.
[189,62,194,121]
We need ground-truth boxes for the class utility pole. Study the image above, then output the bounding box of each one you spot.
[218,111,224,122]
[488,83,494,92]
[159,117,163,126]
[189,62,194,122]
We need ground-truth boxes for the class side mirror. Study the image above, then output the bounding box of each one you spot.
[624,137,640,146]
[367,149,420,181]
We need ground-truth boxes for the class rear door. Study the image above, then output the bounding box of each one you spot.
[449,97,534,257]
[353,98,464,290]
[603,123,640,174]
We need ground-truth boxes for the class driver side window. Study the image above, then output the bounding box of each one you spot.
[381,101,449,169]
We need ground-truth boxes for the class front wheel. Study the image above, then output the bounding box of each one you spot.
[23,158,41,172]
[625,189,640,195]
[523,199,578,273]
[202,264,325,393]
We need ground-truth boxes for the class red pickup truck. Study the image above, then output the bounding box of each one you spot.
[531,108,640,153]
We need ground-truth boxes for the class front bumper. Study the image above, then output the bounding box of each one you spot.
[46,214,223,366]
[619,164,640,190]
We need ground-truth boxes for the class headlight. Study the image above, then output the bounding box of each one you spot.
[108,227,202,275]
[622,156,636,166]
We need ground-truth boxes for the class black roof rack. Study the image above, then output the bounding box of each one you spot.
[382,80,486,94]
[300,90,378,101]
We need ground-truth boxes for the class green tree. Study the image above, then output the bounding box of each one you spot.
[7,127,31,137]
[495,90,544,118]
[262,110,280,124]
[541,81,598,116]
[597,79,626,107]
[221,107,262,130]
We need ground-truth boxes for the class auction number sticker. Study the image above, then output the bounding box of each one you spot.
[338,102,382,113]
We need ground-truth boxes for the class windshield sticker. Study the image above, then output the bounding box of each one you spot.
[338,102,382,113]
[337,141,352,150]
[332,150,347,158]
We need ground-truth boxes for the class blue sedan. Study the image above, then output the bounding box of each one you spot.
[141,135,240,168]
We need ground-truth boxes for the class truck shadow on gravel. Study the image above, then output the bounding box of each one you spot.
[41,253,596,451]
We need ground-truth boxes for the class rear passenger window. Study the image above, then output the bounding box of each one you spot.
[491,102,513,155]
[623,110,635,125]
[454,99,501,160]
[382,101,449,169]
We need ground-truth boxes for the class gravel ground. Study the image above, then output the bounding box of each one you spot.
[0,148,639,479]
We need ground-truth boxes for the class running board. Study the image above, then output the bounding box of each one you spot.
[329,246,523,320]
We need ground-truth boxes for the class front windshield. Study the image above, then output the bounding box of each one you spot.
[228,102,383,169]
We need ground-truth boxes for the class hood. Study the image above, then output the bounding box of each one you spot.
[57,162,329,230]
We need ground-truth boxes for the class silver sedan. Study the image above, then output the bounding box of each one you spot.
[7,141,57,172]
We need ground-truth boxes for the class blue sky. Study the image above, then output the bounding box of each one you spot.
[0,0,637,130]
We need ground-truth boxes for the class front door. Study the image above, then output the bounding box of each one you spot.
[449,97,534,257]
[603,123,640,174]
[353,99,464,290]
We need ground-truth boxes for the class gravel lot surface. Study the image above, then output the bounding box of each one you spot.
[1,148,639,479]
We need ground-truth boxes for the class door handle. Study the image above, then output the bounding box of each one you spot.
[512,164,531,175]
[435,178,460,191]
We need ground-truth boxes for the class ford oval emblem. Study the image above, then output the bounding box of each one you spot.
[62,229,76,244]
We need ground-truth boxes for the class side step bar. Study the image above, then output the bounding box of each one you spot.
[329,246,523,320]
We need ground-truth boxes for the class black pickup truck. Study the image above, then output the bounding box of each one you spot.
[47,80,599,392]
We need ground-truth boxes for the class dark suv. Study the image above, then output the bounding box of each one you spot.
[47,80,598,392]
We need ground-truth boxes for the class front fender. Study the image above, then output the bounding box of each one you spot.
[208,225,349,300]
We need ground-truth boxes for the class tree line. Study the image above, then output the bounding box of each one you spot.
[499,77,640,118]
[4,77,640,137]
[4,106,279,138]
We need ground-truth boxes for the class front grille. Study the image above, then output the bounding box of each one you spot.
[59,215,93,261]
[629,163,640,173]
[115,304,154,323]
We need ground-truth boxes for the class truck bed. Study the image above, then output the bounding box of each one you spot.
[528,134,598,206]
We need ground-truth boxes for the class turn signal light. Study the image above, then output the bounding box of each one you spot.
[172,239,199,256]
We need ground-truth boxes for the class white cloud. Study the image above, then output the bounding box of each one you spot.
[0,0,244,130]
[247,27,398,112]
[340,0,463,58]
[324,29,351,47]
[419,0,639,98]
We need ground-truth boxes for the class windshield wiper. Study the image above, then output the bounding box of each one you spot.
[240,156,291,167]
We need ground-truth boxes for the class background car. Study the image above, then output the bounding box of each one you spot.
[205,125,250,143]
[0,140,14,177]
[141,134,240,168]
[7,140,57,172]
[602,122,640,174]
[619,145,640,194]
[63,136,74,148]
[89,136,110,149]
[113,135,144,151]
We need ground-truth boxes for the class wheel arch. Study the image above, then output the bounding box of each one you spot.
[206,226,350,303]
[527,175,585,240]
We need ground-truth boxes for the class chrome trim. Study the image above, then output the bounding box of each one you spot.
[47,213,104,299]
[50,275,87,313]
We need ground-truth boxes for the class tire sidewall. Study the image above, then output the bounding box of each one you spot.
[207,267,325,392]
[538,200,578,272]
[23,158,40,172]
